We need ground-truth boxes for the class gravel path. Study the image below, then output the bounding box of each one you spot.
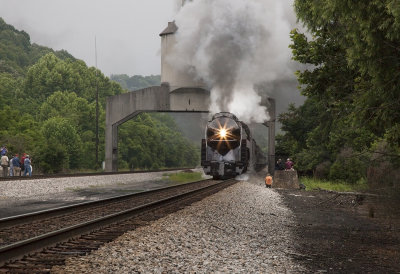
[0,171,184,199]
[52,179,305,273]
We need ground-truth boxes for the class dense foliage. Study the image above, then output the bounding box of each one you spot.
[0,18,198,173]
[118,113,199,170]
[276,1,400,185]
[110,74,161,91]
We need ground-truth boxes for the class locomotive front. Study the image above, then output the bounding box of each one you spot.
[201,112,248,179]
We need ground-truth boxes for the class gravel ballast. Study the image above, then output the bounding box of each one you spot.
[52,179,305,273]
[0,171,181,199]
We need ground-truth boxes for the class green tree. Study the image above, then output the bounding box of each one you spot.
[24,53,124,112]
[0,105,41,156]
[294,0,400,148]
[40,117,82,170]
[21,53,124,171]
[110,74,161,91]
[39,91,96,132]
[0,72,22,108]
[39,91,100,169]
[278,0,400,182]
[118,113,199,170]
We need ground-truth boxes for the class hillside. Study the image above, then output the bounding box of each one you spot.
[0,17,74,76]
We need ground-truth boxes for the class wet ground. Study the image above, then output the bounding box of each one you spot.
[277,189,400,273]
[0,179,177,218]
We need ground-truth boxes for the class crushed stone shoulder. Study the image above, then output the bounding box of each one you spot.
[52,181,305,273]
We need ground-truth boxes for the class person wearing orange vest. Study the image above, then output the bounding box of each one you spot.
[265,173,273,188]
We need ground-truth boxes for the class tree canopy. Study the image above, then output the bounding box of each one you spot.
[118,113,199,170]
[276,0,400,185]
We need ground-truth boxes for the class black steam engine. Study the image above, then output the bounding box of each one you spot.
[201,112,266,179]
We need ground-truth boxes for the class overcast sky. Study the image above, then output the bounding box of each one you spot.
[0,0,179,76]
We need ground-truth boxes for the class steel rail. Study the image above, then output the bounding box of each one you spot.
[0,178,214,229]
[0,179,237,265]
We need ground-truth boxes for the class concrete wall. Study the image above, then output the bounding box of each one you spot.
[273,170,300,189]
[105,86,170,172]
[169,88,210,111]
[106,86,170,125]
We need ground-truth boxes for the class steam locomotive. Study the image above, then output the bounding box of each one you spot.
[201,112,266,179]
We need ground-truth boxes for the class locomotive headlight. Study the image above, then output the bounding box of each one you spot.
[219,128,227,138]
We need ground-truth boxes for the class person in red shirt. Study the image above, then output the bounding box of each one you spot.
[285,158,294,170]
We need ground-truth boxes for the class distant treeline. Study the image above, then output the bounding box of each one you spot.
[0,17,198,174]
[110,74,161,91]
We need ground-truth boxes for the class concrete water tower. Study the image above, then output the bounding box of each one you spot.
[159,2,210,111]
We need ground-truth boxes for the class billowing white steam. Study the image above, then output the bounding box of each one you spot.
[169,0,294,123]
[236,173,249,181]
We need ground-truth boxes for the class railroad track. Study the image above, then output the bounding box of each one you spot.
[0,178,237,272]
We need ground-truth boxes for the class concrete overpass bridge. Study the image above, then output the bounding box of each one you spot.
[105,21,276,174]
[105,85,275,174]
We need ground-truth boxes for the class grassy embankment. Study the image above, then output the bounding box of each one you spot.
[301,177,368,192]
[164,172,203,184]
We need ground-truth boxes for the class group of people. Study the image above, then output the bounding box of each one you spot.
[275,158,294,171]
[1,146,32,177]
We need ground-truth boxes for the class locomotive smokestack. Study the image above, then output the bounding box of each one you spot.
[168,0,296,123]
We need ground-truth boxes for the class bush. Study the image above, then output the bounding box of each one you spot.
[41,117,82,169]
[329,148,366,184]
[367,140,400,188]
[314,160,331,179]
[35,143,68,173]
[118,159,128,170]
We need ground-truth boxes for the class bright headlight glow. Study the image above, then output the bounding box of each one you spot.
[219,128,227,138]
